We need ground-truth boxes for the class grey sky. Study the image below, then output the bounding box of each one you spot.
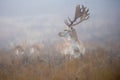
[0,0,120,48]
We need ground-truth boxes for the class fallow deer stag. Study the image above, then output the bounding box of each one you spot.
[58,4,90,59]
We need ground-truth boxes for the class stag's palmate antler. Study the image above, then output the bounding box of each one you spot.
[64,4,89,28]
[58,4,90,59]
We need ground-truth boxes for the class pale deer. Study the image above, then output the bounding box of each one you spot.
[58,4,90,58]
[56,39,74,59]
[28,43,44,62]
[13,41,26,56]
[30,43,44,54]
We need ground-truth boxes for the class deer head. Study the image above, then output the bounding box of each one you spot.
[58,4,89,38]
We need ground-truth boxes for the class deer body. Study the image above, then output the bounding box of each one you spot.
[30,43,44,54]
[59,27,85,58]
[69,28,85,55]
[13,43,26,56]
[57,40,74,59]
[58,4,89,59]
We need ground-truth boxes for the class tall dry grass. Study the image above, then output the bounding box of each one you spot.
[0,45,120,80]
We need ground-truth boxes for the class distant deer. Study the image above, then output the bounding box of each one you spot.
[30,43,44,54]
[58,4,90,58]
[13,41,26,56]
[28,43,45,62]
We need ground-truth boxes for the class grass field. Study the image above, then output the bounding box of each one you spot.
[0,43,120,80]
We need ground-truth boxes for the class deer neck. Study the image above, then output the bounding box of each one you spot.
[69,28,79,42]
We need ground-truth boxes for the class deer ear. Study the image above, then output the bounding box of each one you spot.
[64,30,67,31]
[58,32,64,37]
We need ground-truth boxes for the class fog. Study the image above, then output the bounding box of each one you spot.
[0,0,120,48]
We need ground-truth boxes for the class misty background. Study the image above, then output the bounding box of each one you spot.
[0,0,120,49]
